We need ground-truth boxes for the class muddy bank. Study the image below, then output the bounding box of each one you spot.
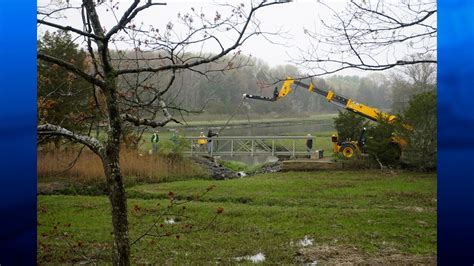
[190,156,281,180]
[190,156,238,180]
[295,244,436,265]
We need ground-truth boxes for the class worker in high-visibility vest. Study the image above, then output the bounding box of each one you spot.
[151,130,160,154]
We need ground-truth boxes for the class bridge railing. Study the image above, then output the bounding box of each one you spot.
[181,136,313,157]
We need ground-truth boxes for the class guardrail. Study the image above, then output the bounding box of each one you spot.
[181,136,315,157]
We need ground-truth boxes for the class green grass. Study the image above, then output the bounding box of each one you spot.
[38,170,436,264]
[219,160,265,174]
[256,131,335,153]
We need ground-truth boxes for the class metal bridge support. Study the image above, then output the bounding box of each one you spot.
[272,140,275,156]
[182,136,317,157]
[292,140,296,158]
[251,139,254,156]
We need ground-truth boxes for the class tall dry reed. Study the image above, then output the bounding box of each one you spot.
[38,148,207,183]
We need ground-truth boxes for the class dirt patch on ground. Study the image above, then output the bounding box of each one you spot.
[38,182,68,194]
[295,244,436,265]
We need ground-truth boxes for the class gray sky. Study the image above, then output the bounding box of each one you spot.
[38,0,435,77]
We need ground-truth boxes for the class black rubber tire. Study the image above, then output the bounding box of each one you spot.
[341,143,357,159]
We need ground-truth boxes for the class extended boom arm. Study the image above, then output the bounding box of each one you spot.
[245,77,396,123]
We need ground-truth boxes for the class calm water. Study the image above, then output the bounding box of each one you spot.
[176,120,334,136]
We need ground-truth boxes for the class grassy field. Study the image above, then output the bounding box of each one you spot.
[268,131,335,153]
[38,170,436,264]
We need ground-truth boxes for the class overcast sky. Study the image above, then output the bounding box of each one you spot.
[38,0,435,77]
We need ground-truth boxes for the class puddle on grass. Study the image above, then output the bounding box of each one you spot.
[164,217,176,224]
[237,171,247,177]
[299,236,314,247]
[234,252,266,263]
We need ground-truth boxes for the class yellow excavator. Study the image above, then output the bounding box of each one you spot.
[243,77,407,159]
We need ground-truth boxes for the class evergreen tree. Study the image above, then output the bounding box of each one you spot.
[38,30,95,133]
[333,110,369,142]
[397,91,437,170]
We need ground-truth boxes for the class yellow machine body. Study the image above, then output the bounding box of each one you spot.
[279,77,406,158]
[244,76,409,159]
[278,78,294,98]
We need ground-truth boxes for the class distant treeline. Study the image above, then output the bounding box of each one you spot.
[38,29,435,127]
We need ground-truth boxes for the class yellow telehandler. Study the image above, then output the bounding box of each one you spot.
[243,77,407,159]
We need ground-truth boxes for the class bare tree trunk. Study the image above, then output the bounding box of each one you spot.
[103,155,130,265]
[103,72,130,265]
[102,138,131,265]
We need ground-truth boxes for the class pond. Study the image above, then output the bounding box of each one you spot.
[176,119,334,136]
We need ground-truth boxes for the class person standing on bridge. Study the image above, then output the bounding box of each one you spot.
[306,133,313,158]
[197,131,207,152]
[207,128,218,156]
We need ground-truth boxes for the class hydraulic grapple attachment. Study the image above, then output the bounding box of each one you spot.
[243,78,294,102]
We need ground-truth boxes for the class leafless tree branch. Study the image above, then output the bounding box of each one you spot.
[105,1,167,41]
[295,0,436,75]
[38,19,104,40]
[37,123,104,156]
[37,52,106,88]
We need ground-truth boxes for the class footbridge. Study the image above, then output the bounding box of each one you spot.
[182,136,324,157]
